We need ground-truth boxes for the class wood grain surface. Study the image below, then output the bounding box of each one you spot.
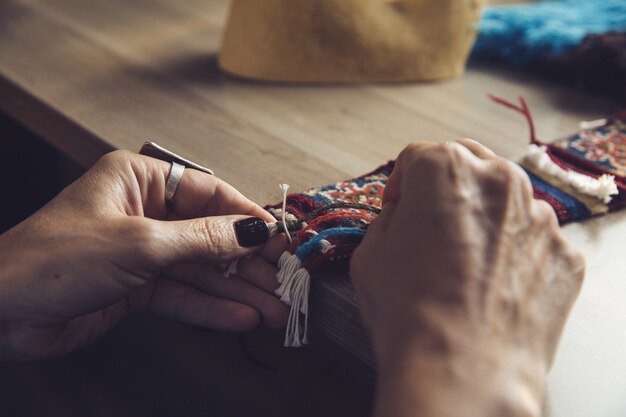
[1,1,625,416]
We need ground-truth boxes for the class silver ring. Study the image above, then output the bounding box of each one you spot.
[165,161,185,203]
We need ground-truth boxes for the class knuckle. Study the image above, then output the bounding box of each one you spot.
[396,142,479,186]
[97,150,133,168]
[563,244,586,283]
[400,142,428,159]
[414,144,454,172]
[488,159,535,200]
[533,200,559,227]
[399,142,440,166]
[572,252,586,280]
[489,158,517,181]
[482,160,514,191]
[209,178,236,214]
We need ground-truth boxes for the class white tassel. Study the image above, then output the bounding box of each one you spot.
[282,271,311,347]
[268,209,297,223]
[280,269,308,305]
[221,259,238,278]
[275,251,311,347]
[300,273,310,345]
[285,295,302,346]
[276,252,301,285]
[276,252,307,304]
[522,144,618,203]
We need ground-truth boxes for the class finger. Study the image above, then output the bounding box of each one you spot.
[384,142,439,206]
[173,168,275,223]
[367,199,399,235]
[148,214,272,265]
[456,138,497,159]
[131,154,274,223]
[258,234,290,263]
[165,264,288,328]
[148,277,261,332]
[383,164,401,206]
[235,255,280,293]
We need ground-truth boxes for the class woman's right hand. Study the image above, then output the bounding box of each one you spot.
[350,140,585,417]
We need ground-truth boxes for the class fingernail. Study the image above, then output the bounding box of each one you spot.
[234,217,270,247]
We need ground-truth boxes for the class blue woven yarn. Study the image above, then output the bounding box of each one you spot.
[472,0,626,64]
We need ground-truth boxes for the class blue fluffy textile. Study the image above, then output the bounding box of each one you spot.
[472,0,626,64]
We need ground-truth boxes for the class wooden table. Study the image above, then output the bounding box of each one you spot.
[1,0,625,416]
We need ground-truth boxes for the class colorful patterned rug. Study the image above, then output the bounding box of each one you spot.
[265,104,626,347]
[265,164,391,346]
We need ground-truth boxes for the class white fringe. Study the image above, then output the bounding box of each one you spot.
[276,252,301,286]
[522,144,618,204]
[283,273,310,347]
[221,259,238,278]
[269,209,298,223]
[275,251,311,347]
[319,239,335,254]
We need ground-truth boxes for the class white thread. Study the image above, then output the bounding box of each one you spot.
[275,250,311,347]
[284,289,302,347]
[281,269,309,305]
[282,270,311,347]
[276,270,297,302]
[301,273,310,345]
[319,239,335,254]
[269,208,298,222]
[221,259,238,278]
[522,144,618,203]
[277,250,293,269]
[268,209,297,223]
[287,276,304,346]
[268,207,281,217]
[276,252,301,286]
[279,184,292,243]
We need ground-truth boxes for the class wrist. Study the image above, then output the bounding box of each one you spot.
[372,326,546,417]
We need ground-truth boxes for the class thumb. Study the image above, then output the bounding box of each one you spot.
[149,215,271,265]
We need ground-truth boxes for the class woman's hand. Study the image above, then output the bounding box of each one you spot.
[0,150,288,360]
[350,140,585,417]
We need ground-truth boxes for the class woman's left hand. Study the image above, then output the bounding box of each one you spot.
[0,150,288,360]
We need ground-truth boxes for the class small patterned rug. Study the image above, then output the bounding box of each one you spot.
[266,104,626,347]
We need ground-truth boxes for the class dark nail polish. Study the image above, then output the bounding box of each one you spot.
[234,217,270,247]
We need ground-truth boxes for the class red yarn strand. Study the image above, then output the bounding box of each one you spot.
[487,93,539,144]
